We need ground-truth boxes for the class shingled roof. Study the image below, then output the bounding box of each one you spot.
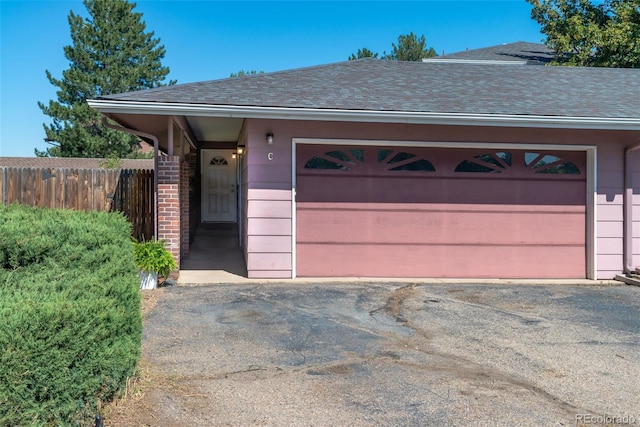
[431,41,555,65]
[97,57,640,120]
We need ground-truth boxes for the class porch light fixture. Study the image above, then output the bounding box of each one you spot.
[266,133,274,145]
[232,152,237,159]
[237,147,244,155]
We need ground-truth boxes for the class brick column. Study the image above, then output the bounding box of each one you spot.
[157,156,181,269]
[180,160,190,259]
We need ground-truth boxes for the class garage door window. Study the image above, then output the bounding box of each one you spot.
[455,152,511,173]
[304,149,364,170]
[382,150,436,171]
[304,148,435,172]
[455,151,580,175]
[526,152,580,174]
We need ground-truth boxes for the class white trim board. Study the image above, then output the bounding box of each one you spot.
[291,141,298,279]
[89,99,640,131]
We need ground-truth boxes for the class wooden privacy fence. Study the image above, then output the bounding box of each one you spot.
[0,166,154,241]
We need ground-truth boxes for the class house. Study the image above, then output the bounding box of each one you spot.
[428,41,555,65]
[88,43,640,280]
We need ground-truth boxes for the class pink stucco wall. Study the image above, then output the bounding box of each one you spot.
[241,118,639,279]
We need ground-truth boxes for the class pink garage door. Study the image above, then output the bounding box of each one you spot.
[296,145,587,279]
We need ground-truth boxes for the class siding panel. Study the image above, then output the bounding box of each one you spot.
[248,165,291,183]
[598,204,623,221]
[247,235,292,253]
[598,237,623,255]
[248,188,292,201]
[598,254,624,272]
[247,200,292,218]
[248,218,292,236]
[596,192,622,205]
[248,270,292,279]
[597,221,623,238]
[247,253,292,270]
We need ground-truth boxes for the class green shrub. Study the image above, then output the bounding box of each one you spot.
[0,204,142,426]
[132,239,178,278]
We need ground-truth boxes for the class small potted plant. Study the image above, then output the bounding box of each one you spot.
[132,239,178,289]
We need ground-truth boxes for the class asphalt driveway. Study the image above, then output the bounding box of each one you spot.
[138,283,640,426]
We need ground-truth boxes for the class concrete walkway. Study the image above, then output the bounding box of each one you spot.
[178,223,250,284]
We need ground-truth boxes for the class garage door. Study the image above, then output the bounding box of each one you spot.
[296,145,586,278]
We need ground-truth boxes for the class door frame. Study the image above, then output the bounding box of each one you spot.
[200,149,238,223]
[292,138,597,279]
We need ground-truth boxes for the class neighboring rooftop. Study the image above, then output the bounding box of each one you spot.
[0,157,154,169]
[96,55,640,119]
[426,41,555,65]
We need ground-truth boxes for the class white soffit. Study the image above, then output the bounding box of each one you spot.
[186,116,244,141]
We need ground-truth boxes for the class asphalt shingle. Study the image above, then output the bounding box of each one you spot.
[433,41,555,64]
[99,58,640,119]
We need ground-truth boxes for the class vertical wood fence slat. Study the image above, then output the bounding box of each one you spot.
[67,169,77,210]
[1,167,6,205]
[46,168,56,209]
[0,167,4,205]
[79,169,90,212]
[22,168,32,206]
[1,166,154,240]
[57,168,65,210]
[8,167,17,204]
[35,168,44,207]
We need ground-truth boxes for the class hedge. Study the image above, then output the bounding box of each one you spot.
[0,204,142,426]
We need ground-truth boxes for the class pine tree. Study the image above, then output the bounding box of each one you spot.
[348,34,438,62]
[348,48,379,60]
[38,0,174,157]
[383,33,437,61]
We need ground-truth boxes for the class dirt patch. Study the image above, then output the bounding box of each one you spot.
[140,288,163,318]
[101,288,165,426]
[371,284,416,323]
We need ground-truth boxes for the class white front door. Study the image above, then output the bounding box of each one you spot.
[201,149,237,222]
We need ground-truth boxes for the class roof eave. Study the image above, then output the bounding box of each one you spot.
[88,99,640,131]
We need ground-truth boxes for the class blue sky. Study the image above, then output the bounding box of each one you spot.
[0,0,544,157]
